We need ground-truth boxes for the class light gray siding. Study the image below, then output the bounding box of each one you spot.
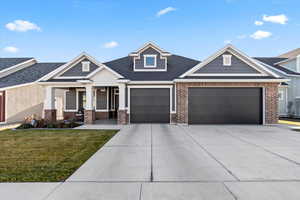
[96,87,107,110]
[195,52,260,74]
[281,59,297,72]
[65,89,76,110]
[61,59,99,77]
[134,47,167,70]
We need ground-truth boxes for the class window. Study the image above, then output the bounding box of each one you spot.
[278,90,284,101]
[82,61,90,72]
[223,55,232,66]
[144,55,157,68]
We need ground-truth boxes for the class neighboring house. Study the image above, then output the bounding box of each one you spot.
[0,58,64,123]
[36,43,286,125]
[255,48,300,117]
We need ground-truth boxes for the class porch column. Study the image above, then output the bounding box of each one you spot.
[44,86,56,122]
[84,85,95,124]
[118,83,128,124]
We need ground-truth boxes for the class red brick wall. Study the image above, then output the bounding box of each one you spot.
[63,112,76,120]
[176,82,279,124]
[118,110,128,125]
[95,111,109,120]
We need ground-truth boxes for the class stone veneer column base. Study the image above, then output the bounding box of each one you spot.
[118,110,128,125]
[45,109,57,123]
[84,110,95,124]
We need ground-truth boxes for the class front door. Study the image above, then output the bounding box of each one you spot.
[78,91,86,112]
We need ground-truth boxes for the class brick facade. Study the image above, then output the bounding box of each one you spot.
[170,113,177,124]
[63,112,76,120]
[44,109,57,123]
[118,110,128,125]
[95,111,109,120]
[84,110,95,124]
[176,82,279,124]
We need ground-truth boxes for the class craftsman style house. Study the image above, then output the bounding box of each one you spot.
[0,43,288,125]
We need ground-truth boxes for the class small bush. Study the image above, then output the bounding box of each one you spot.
[46,123,57,128]
[17,123,34,129]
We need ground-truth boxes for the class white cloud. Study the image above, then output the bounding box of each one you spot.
[156,7,176,17]
[5,20,41,32]
[254,21,264,26]
[250,30,272,40]
[3,46,19,53]
[263,14,288,24]
[103,41,119,48]
[224,40,232,44]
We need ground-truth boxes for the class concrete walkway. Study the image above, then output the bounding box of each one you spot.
[4,124,300,200]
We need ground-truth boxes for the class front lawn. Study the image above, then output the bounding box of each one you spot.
[0,129,118,182]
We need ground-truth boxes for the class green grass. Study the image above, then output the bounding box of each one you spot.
[0,129,118,182]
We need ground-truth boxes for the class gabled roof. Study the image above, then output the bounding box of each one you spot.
[278,48,300,58]
[129,42,171,57]
[0,62,64,89]
[255,57,300,76]
[180,44,280,78]
[104,54,200,81]
[41,52,124,81]
[0,57,34,71]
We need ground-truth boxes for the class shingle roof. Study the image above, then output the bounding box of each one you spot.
[254,57,300,75]
[0,62,65,88]
[104,55,200,81]
[181,76,283,79]
[0,58,33,71]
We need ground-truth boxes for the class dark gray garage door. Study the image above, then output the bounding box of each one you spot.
[188,88,262,124]
[130,88,170,123]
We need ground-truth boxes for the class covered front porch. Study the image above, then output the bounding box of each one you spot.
[43,83,127,124]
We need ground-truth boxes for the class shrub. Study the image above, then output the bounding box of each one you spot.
[17,123,34,129]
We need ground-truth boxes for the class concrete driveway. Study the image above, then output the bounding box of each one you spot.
[5,124,300,200]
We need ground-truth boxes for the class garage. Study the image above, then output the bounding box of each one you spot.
[188,87,263,124]
[130,88,170,123]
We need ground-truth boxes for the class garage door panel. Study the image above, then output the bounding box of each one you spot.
[188,88,262,124]
[130,88,170,123]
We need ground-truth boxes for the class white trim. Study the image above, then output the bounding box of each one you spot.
[180,44,280,78]
[223,54,232,66]
[144,54,157,68]
[0,82,35,91]
[0,58,36,78]
[127,81,174,84]
[127,85,173,123]
[256,59,300,77]
[64,90,78,112]
[129,42,171,57]
[82,61,90,72]
[274,57,296,65]
[40,52,123,81]
[187,73,266,77]
[174,79,289,83]
[95,87,109,112]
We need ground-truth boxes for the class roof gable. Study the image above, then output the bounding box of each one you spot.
[0,58,34,72]
[129,42,171,57]
[180,44,280,78]
[194,51,261,74]
[41,52,123,81]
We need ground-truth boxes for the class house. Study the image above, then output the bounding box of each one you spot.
[0,43,287,125]
[255,48,300,117]
[0,58,64,124]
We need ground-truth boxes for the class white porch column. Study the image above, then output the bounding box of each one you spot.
[84,85,94,124]
[118,83,126,110]
[44,86,56,122]
[85,85,93,110]
[44,86,55,110]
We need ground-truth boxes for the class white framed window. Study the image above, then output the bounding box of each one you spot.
[144,55,157,68]
[223,55,232,66]
[278,90,284,101]
[82,61,90,72]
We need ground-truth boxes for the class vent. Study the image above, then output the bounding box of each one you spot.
[297,55,300,73]
[223,55,232,66]
[82,61,90,72]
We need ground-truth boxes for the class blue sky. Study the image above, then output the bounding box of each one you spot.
[0,0,299,62]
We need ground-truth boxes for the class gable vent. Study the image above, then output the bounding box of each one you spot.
[297,55,300,72]
[223,55,232,66]
[82,61,90,72]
